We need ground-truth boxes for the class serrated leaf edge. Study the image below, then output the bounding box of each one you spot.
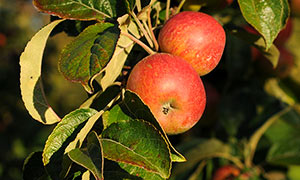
[101,119,172,179]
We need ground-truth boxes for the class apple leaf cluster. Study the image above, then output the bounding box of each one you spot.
[18,0,300,179]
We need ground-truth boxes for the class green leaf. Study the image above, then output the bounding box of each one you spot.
[100,15,140,90]
[20,19,63,124]
[238,0,290,50]
[102,105,131,129]
[33,0,127,21]
[68,131,104,180]
[265,114,300,144]
[59,22,119,93]
[23,152,50,180]
[267,138,300,165]
[101,119,172,179]
[119,162,165,180]
[264,107,300,143]
[42,108,97,179]
[124,0,136,12]
[102,105,166,179]
[120,90,186,162]
[103,160,142,179]
[67,88,119,157]
[65,85,121,153]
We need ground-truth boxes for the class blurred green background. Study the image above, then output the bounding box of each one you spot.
[0,0,88,179]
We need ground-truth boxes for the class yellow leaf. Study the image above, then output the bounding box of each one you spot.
[100,15,140,90]
[20,20,64,124]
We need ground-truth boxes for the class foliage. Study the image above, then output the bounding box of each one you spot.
[13,0,300,179]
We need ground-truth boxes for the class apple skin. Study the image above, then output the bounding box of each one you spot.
[212,165,240,180]
[126,53,206,135]
[158,11,226,76]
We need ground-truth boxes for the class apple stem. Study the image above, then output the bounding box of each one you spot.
[131,11,154,48]
[176,0,186,14]
[121,31,155,55]
[147,5,159,51]
[166,0,171,20]
[142,20,153,43]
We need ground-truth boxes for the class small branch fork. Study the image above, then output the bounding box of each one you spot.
[121,32,155,55]
[127,0,159,54]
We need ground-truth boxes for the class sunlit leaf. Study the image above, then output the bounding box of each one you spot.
[100,15,140,90]
[33,0,127,21]
[65,85,120,153]
[42,108,97,178]
[20,20,63,124]
[238,0,289,50]
[59,22,119,93]
[101,117,171,178]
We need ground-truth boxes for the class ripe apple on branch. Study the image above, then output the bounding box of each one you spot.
[126,11,226,134]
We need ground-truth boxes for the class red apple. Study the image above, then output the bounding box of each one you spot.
[126,53,206,134]
[158,11,226,76]
[212,165,240,180]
